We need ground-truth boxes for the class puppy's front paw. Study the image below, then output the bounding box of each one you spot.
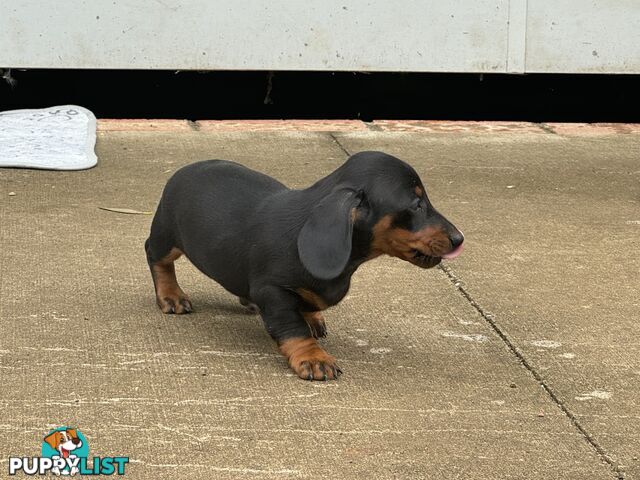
[157,293,192,314]
[279,337,341,381]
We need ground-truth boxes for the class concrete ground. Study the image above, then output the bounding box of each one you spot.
[1,120,638,479]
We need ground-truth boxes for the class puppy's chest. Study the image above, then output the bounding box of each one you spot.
[296,280,350,311]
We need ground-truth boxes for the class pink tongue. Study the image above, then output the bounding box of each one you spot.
[441,243,464,259]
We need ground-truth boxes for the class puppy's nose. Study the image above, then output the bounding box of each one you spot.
[72,438,81,445]
[441,229,464,260]
[449,230,464,250]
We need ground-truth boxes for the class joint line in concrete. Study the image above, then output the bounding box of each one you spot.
[328,133,351,157]
[364,122,383,132]
[437,263,621,478]
[537,123,557,134]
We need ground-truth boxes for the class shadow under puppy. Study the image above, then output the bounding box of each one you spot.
[145,151,464,380]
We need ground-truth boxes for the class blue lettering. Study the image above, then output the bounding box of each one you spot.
[100,457,115,475]
[79,456,93,475]
[113,457,129,475]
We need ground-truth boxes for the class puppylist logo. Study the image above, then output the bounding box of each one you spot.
[9,427,129,476]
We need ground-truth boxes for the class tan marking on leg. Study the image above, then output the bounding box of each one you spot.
[303,311,327,338]
[296,288,329,311]
[151,248,192,314]
[279,337,340,381]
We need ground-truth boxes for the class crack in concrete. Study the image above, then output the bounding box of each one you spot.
[324,137,620,477]
[364,121,383,132]
[437,263,622,479]
[537,122,557,134]
[328,132,351,157]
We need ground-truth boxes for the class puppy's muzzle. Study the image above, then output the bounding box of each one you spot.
[410,228,464,268]
[441,230,464,259]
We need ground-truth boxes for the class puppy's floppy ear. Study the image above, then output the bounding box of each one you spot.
[298,188,362,280]
[44,431,61,449]
[66,428,78,439]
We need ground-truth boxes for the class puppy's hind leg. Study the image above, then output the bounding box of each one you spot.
[145,237,193,314]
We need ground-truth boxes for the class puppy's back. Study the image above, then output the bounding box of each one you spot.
[152,160,288,296]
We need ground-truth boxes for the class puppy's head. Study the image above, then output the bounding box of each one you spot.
[353,152,464,268]
[44,428,82,452]
[298,152,464,279]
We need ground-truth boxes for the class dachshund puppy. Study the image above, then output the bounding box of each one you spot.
[145,151,464,380]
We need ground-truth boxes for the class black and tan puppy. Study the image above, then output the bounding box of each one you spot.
[145,151,464,380]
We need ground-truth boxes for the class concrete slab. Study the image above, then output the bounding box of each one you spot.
[337,130,640,479]
[0,129,619,479]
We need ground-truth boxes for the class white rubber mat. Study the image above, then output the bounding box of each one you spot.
[0,105,97,170]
